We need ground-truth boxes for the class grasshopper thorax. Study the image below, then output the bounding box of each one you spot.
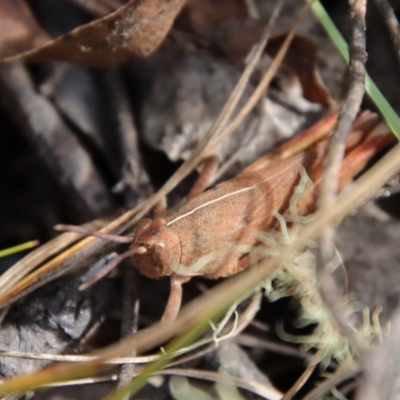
[130,218,181,279]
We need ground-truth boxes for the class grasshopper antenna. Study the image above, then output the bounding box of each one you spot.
[55,224,133,243]
[79,247,147,290]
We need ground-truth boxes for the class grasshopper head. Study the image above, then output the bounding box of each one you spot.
[130,218,181,279]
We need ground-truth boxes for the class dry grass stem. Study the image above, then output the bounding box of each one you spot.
[317,0,368,356]
[373,0,400,66]
[281,349,323,400]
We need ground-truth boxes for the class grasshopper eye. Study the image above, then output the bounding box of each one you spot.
[135,246,147,255]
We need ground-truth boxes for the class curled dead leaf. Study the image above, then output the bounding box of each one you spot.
[0,0,185,67]
[213,19,333,106]
[266,33,333,106]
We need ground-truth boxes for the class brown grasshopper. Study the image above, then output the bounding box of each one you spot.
[56,110,393,323]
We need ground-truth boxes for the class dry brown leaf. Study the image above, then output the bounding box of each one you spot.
[212,18,263,62]
[266,33,333,106]
[214,19,332,105]
[0,0,185,67]
[0,0,49,58]
[181,0,248,37]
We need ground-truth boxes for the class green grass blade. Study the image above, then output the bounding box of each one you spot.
[309,0,400,139]
[0,240,39,259]
[103,310,226,400]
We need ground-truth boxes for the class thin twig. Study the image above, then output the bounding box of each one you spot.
[303,366,359,400]
[373,0,400,67]
[282,349,323,400]
[117,264,139,398]
[317,0,368,354]
[109,70,152,208]
[236,334,313,360]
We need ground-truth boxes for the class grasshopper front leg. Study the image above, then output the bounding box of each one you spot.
[161,275,190,324]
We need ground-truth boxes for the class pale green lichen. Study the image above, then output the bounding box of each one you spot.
[260,171,384,367]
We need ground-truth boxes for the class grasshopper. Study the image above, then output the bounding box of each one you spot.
[56,110,393,323]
